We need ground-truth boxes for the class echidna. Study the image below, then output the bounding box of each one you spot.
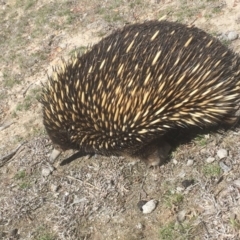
[41,20,240,167]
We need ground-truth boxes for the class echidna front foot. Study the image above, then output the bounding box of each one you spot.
[135,139,171,168]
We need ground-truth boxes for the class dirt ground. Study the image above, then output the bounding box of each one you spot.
[1,0,240,239]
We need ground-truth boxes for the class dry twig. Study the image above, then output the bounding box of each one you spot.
[0,121,15,131]
[0,141,26,167]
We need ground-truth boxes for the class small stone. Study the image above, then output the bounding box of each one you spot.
[172,159,178,165]
[205,134,210,139]
[136,223,144,229]
[72,196,87,205]
[59,43,67,49]
[206,157,215,163]
[138,200,158,214]
[219,161,231,172]
[233,179,240,188]
[42,167,52,177]
[176,187,184,192]
[50,184,58,192]
[128,160,138,166]
[84,154,91,160]
[218,33,228,41]
[217,149,228,159]
[227,31,238,41]
[63,192,70,203]
[177,210,186,222]
[178,170,186,178]
[186,159,194,166]
[49,148,61,162]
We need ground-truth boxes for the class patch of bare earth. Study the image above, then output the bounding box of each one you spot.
[1,0,240,239]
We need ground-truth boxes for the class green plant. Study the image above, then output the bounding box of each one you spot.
[202,163,221,177]
[3,72,21,88]
[16,96,33,111]
[194,135,208,146]
[14,170,30,189]
[229,218,240,231]
[35,226,56,240]
[19,182,30,189]
[159,221,192,240]
[163,190,184,208]
[16,87,41,112]
[15,170,26,180]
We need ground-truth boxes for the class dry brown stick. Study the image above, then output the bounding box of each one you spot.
[66,175,101,191]
[0,141,27,167]
[22,83,34,97]
[0,121,15,131]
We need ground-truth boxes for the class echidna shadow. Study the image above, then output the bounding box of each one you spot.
[40,20,240,167]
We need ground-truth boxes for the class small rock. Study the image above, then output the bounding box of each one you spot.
[205,134,210,139]
[59,43,67,49]
[178,170,186,178]
[182,179,194,188]
[50,184,58,192]
[142,200,158,214]
[177,210,186,222]
[233,179,240,188]
[206,157,215,163]
[219,161,231,172]
[217,149,228,159]
[176,187,184,192]
[218,33,228,41]
[172,159,178,165]
[227,31,238,41]
[200,148,207,154]
[186,159,194,166]
[136,223,144,229]
[138,199,158,214]
[49,148,61,162]
[63,192,70,204]
[72,196,87,205]
[128,160,138,166]
[83,154,91,160]
[42,167,53,177]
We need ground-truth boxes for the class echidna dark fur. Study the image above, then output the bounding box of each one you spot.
[41,20,240,167]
